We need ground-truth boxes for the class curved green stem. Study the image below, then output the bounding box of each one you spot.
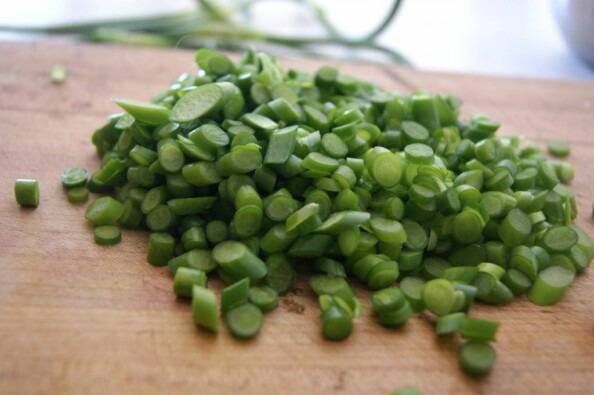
[359,0,403,42]
[198,0,231,23]
[236,0,403,42]
[305,0,342,38]
[0,0,410,65]
[87,29,175,47]
[178,25,411,65]
[305,0,404,42]
[310,0,404,42]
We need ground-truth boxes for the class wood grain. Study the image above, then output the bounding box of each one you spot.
[0,41,593,395]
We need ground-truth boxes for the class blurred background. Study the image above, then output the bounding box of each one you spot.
[1,0,593,80]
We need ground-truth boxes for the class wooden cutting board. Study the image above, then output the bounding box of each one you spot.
[0,41,593,395]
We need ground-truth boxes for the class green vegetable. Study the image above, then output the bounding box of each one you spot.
[459,341,496,376]
[61,168,88,188]
[158,140,184,173]
[443,266,478,284]
[453,208,484,244]
[371,287,406,314]
[401,121,429,144]
[225,303,263,339]
[94,158,126,184]
[303,152,339,175]
[391,387,421,395]
[147,232,175,266]
[371,287,413,328]
[168,249,216,274]
[459,317,499,342]
[366,148,402,187]
[321,305,353,340]
[248,286,279,312]
[170,83,223,122]
[206,220,228,243]
[129,145,158,166]
[63,47,592,379]
[261,224,298,254]
[264,254,296,295]
[541,225,577,253]
[528,265,575,305]
[115,99,170,125]
[502,268,532,295]
[455,283,478,310]
[400,277,425,312]
[85,197,124,225]
[221,278,250,312]
[289,234,333,257]
[498,208,532,247]
[146,205,176,231]
[315,257,346,277]
[234,205,263,238]
[315,66,338,88]
[14,179,39,208]
[173,267,207,298]
[309,275,357,312]
[316,211,370,234]
[422,279,456,316]
[189,124,229,152]
[376,302,413,328]
[321,133,348,158]
[285,203,319,233]
[67,186,89,204]
[406,143,434,165]
[93,225,122,245]
[168,197,216,216]
[192,285,219,332]
[547,140,570,158]
[264,126,297,164]
[435,312,465,335]
[195,49,234,76]
[213,241,267,282]
[181,227,208,250]
[51,64,67,83]
[369,217,407,244]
